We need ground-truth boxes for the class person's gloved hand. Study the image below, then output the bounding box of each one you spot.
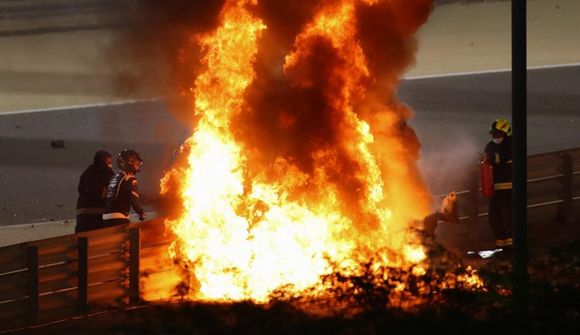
[139,212,146,221]
[479,152,489,163]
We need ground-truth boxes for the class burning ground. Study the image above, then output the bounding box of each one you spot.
[25,240,580,335]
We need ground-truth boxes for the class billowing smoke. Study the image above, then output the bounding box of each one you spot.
[236,0,434,224]
[105,0,226,124]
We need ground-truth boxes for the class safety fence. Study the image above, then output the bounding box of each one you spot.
[449,147,580,248]
[0,147,579,332]
[0,219,178,333]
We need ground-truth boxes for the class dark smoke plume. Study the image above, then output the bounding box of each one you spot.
[105,0,225,125]
[234,0,433,214]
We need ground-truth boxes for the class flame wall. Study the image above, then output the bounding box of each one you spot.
[153,0,434,302]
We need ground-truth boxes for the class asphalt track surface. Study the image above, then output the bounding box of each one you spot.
[1,65,579,226]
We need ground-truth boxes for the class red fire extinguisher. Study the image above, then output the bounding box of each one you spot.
[480,161,494,197]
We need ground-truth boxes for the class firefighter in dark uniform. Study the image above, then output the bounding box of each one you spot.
[76,150,114,233]
[483,118,513,249]
[102,149,146,227]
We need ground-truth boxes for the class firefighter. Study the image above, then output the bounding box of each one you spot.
[76,150,114,233]
[102,149,146,227]
[482,118,513,249]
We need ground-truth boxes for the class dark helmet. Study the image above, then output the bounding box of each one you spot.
[489,118,512,136]
[93,150,113,172]
[93,150,112,164]
[117,149,143,174]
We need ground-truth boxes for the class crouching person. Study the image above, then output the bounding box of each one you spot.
[103,149,146,227]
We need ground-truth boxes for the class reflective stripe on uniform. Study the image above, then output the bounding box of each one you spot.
[76,207,104,215]
[496,238,513,247]
[131,191,140,198]
[506,160,512,163]
[103,212,128,220]
[494,182,512,190]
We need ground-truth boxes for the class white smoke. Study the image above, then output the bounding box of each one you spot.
[418,132,479,200]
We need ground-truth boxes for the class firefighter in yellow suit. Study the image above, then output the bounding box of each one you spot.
[483,119,513,249]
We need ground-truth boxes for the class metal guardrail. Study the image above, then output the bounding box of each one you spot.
[0,220,175,333]
[0,147,578,332]
[450,148,580,228]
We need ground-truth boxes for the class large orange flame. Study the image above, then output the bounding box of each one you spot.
[160,0,460,303]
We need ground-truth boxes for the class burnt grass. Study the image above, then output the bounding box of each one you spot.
[31,239,578,335]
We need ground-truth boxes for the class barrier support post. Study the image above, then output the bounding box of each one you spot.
[77,237,89,312]
[560,153,574,224]
[26,246,39,324]
[129,227,141,304]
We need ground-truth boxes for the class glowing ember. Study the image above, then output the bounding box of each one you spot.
[159,0,480,303]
